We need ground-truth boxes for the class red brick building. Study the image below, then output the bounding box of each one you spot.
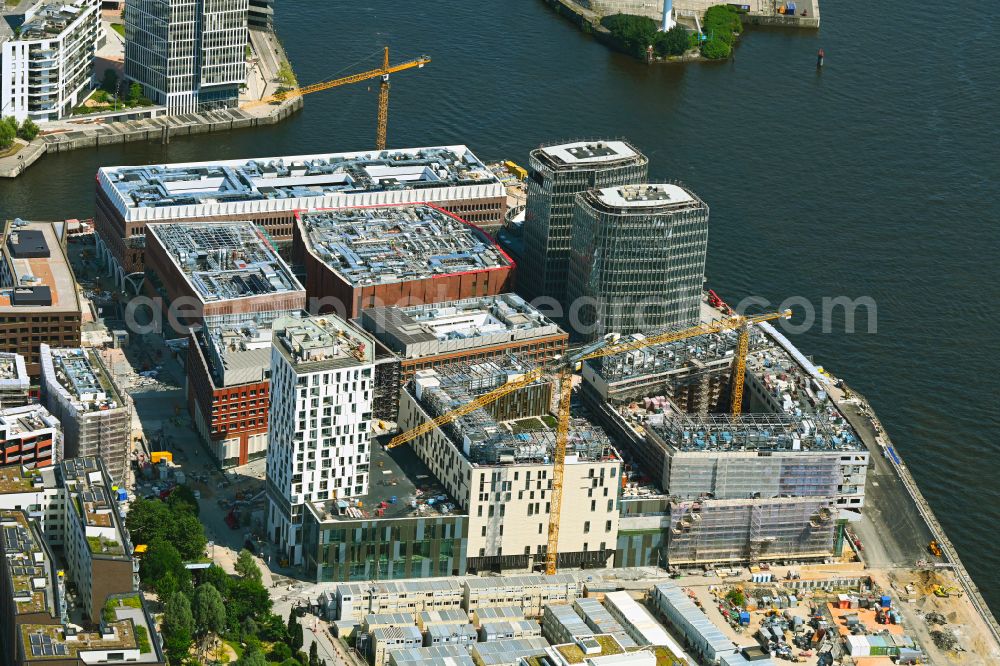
[186,321,279,467]
[295,204,514,319]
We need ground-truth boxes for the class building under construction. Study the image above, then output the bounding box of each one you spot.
[0,352,30,408]
[398,356,622,573]
[581,317,867,566]
[296,205,513,319]
[39,345,130,484]
[144,222,305,327]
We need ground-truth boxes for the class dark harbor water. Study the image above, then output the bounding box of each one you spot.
[0,1,997,612]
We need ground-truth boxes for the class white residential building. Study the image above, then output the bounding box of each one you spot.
[124,0,248,114]
[0,0,100,122]
[265,315,375,565]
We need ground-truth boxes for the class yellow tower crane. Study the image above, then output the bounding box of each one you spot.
[246,47,430,150]
[387,310,791,575]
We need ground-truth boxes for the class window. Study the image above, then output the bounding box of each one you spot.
[584,521,590,533]
[606,520,613,532]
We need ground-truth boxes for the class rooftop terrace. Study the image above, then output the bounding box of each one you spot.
[273,315,374,370]
[1,0,92,42]
[20,607,158,662]
[299,205,511,287]
[61,457,129,558]
[411,356,615,466]
[147,222,302,304]
[1,510,56,617]
[42,346,124,414]
[359,293,562,359]
[99,145,500,214]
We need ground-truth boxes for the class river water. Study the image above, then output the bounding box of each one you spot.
[1,1,998,612]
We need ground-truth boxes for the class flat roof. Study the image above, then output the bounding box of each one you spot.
[0,352,30,389]
[594,183,695,208]
[536,140,640,166]
[20,597,162,663]
[147,222,303,304]
[98,145,502,217]
[0,465,47,495]
[272,315,374,371]
[298,204,512,288]
[0,221,82,314]
[60,457,130,559]
[410,357,616,466]
[41,346,125,414]
[2,0,93,42]
[1,510,56,617]
[0,404,59,439]
[307,436,463,524]
[359,293,562,359]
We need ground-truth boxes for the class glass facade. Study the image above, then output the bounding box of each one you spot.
[521,142,648,307]
[567,184,709,341]
[124,0,247,114]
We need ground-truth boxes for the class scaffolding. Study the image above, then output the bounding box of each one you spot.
[667,496,836,565]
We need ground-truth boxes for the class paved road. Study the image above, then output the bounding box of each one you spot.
[831,396,934,568]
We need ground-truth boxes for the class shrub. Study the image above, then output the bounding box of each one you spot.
[600,13,658,59]
[18,119,39,141]
[654,25,690,57]
[703,5,743,45]
[700,36,732,59]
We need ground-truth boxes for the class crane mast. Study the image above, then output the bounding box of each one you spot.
[386,309,791,574]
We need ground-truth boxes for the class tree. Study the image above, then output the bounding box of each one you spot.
[654,25,690,57]
[199,565,232,597]
[0,118,15,151]
[126,498,173,545]
[268,642,292,663]
[17,119,39,141]
[308,642,319,666]
[140,539,188,594]
[600,13,658,59]
[192,584,227,638]
[700,36,731,59]
[228,576,271,627]
[162,592,194,664]
[101,69,119,94]
[235,549,262,582]
[287,613,303,652]
[166,485,200,516]
[703,4,743,44]
[128,82,142,105]
[237,643,268,666]
[171,513,207,560]
[257,612,289,643]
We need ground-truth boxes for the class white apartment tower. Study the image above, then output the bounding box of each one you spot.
[124,0,248,114]
[265,315,375,565]
[0,0,101,122]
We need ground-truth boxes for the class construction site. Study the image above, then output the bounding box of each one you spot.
[39,345,131,484]
[397,355,622,573]
[576,308,869,568]
[143,221,305,325]
[296,205,513,318]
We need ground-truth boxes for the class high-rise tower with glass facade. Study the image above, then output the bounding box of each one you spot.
[567,183,709,341]
[124,0,248,114]
[521,140,648,308]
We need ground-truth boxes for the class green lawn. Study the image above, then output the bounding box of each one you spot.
[111,23,125,37]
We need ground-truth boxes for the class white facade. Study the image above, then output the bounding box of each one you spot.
[265,316,375,565]
[0,0,100,122]
[124,0,248,115]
